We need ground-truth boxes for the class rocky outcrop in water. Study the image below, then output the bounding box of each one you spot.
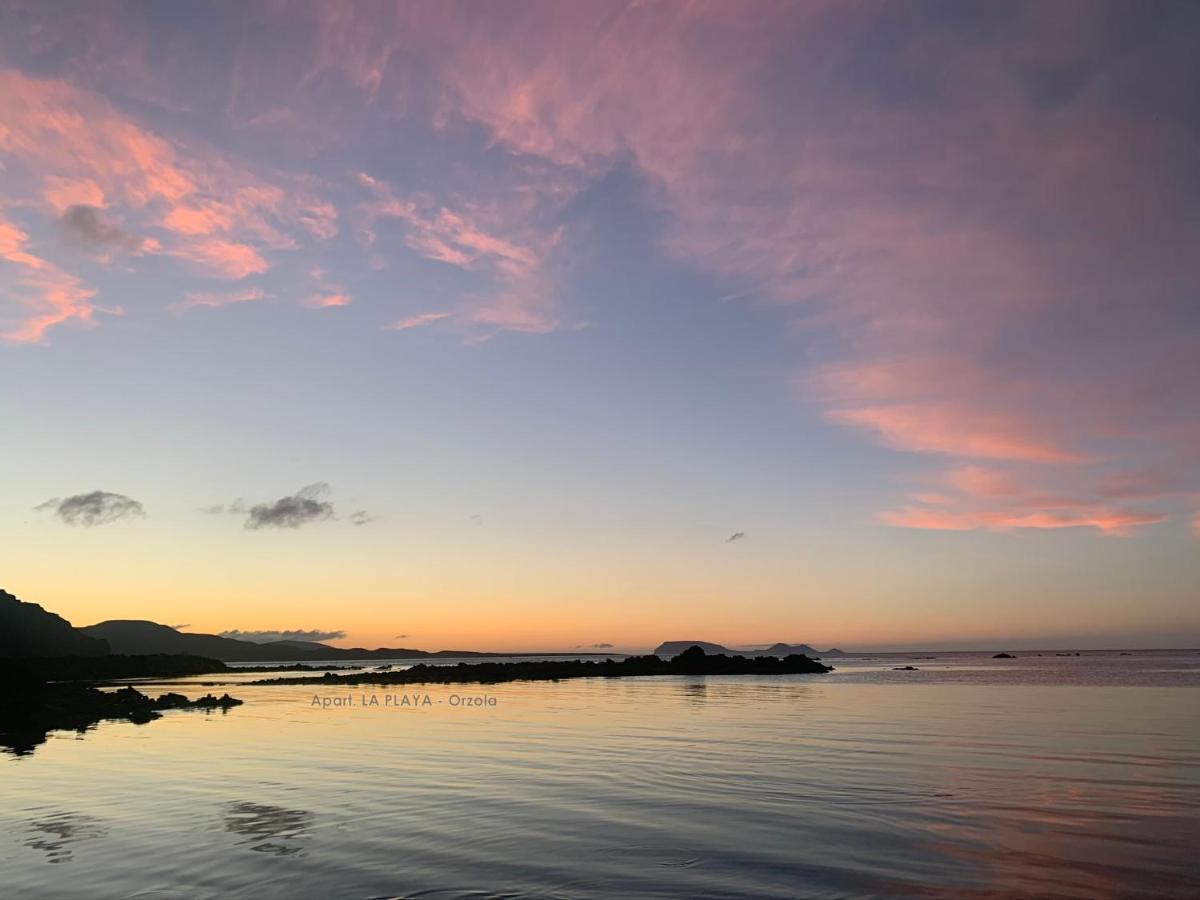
[255,644,834,687]
[0,683,242,756]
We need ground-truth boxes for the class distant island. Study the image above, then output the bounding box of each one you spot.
[654,640,847,658]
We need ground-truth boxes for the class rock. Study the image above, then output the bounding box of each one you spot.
[0,683,244,756]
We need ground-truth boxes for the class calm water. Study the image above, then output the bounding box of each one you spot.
[3,651,1199,898]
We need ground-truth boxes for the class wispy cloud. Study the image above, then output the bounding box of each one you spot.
[357,172,564,335]
[386,314,451,336]
[877,506,1166,537]
[348,510,375,526]
[725,532,745,544]
[302,266,351,308]
[1,213,114,343]
[199,499,247,515]
[35,490,145,526]
[171,288,267,313]
[303,292,351,308]
[385,311,451,331]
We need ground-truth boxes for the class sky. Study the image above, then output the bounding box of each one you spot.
[2,1,1198,652]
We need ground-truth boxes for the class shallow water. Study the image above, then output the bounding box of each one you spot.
[3,651,1199,898]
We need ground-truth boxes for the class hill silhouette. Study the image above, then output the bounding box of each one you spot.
[80,619,542,662]
[0,589,108,658]
[81,620,303,661]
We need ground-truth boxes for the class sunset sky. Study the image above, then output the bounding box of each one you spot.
[2,2,1198,651]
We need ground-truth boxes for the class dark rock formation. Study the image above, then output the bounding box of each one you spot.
[654,640,736,657]
[993,652,1016,659]
[0,683,241,756]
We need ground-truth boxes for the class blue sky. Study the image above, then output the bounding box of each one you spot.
[2,2,1198,650]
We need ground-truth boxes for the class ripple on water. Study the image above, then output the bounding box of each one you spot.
[23,811,106,864]
[223,801,313,857]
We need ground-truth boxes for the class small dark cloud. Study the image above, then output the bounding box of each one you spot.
[726,531,745,543]
[60,205,144,253]
[573,642,614,649]
[348,510,375,526]
[35,491,146,527]
[394,634,408,640]
[245,484,334,530]
[220,629,346,644]
[469,514,483,526]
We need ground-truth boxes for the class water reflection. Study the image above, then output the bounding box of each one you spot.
[1,658,1197,898]
[224,801,313,857]
[25,811,106,864]
[679,682,707,705]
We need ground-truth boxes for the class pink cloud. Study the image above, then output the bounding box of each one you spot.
[171,288,267,313]
[367,5,1194,534]
[0,67,338,338]
[0,213,111,343]
[42,177,106,214]
[946,466,1022,498]
[827,405,1080,464]
[304,292,352,309]
[301,265,351,309]
[172,238,268,280]
[879,506,1167,537]
[385,312,451,331]
[358,172,563,335]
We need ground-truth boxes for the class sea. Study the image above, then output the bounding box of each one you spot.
[2,650,1198,898]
